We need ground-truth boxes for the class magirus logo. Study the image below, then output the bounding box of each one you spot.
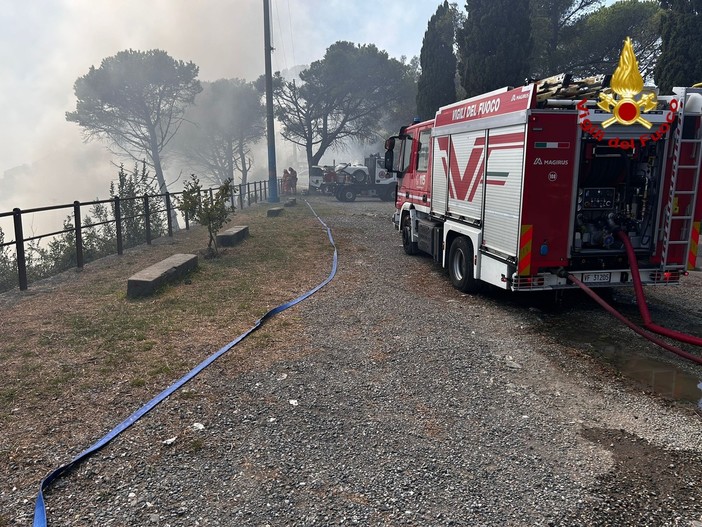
[577,37,677,150]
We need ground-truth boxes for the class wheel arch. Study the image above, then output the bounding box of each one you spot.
[443,224,481,272]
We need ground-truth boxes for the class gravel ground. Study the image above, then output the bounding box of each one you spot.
[7,196,702,526]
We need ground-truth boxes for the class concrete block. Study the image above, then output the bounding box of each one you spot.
[284,198,297,207]
[127,253,198,298]
[216,225,250,247]
[267,207,284,217]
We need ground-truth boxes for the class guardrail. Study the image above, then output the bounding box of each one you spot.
[0,181,274,292]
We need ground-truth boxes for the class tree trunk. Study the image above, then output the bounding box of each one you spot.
[149,136,180,231]
[237,138,248,188]
[306,144,315,173]
[226,138,235,185]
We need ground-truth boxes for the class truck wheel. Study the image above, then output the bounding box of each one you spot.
[335,187,345,202]
[401,215,419,255]
[341,188,357,202]
[448,236,481,293]
[383,187,397,202]
[352,170,366,184]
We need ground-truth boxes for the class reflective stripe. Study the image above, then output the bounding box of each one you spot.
[518,225,533,276]
[689,221,700,270]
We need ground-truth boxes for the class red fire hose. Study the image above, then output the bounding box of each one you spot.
[566,230,702,366]
[616,230,702,347]
[567,273,702,366]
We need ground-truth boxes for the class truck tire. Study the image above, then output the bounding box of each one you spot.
[352,170,366,184]
[340,187,356,202]
[402,215,419,255]
[448,236,481,293]
[382,186,397,202]
[335,187,345,201]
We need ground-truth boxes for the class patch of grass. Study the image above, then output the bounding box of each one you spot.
[130,377,146,388]
[187,438,204,453]
[137,340,156,352]
[148,363,175,377]
[0,388,17,406]
[102,349,134,369]
[46,366,78,394]
[250,332,275,347]
[0,345,18,360]
[18,362,42,376]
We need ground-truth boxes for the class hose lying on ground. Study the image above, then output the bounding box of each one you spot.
[567,229,702,366]
[33,200,338,527]
[567,273,702,366]
[617,230,702,347]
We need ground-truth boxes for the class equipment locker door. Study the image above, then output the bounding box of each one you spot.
[431,135,449,215]
[443,130,486,222]
[482,125,526,258]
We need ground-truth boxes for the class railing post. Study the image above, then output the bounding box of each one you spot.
[230,186,235,210]
[184,209,190,230]
[239,184,244,209]
[115,196,123,255]
[263,181,268,201]
[144,195,152,245]
[12,208,27,291]
[247,183,252,206]
[166,192,173,237]
[74,201,84,269]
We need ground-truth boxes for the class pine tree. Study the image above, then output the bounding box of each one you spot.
[457,0,532,97]
[416,1,458,120]
[655,0,702,94]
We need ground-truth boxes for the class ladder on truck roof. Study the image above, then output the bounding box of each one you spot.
[534,73,611,102]
[660,87,702,271]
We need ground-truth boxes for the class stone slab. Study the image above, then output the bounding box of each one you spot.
[216,225,250,247]
[127,253,198,298]
[284,198,297,207]
[267,207,284,217]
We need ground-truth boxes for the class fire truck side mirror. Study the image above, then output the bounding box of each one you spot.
[384,150,395,173]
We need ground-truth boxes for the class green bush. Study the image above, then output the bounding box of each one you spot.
[178,175,234,256]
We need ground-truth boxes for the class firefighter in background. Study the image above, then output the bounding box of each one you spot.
[282,168,290,195]
[288,167,298,195]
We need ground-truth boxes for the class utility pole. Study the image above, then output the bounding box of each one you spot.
[263,0,279,203]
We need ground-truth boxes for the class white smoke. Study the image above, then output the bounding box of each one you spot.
[0,0,436,221]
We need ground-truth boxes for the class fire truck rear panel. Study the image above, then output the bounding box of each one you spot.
[521,112,580,270]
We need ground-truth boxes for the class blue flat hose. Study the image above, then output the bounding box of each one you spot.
[33,200,337,527]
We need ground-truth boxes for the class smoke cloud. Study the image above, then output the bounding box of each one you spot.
[0,0,438,220]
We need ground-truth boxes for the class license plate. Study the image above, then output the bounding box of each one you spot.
[583,272,611,283]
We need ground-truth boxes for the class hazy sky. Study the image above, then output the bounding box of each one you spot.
[0,0,441,211]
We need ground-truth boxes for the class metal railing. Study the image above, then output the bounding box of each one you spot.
[0,181,273,292]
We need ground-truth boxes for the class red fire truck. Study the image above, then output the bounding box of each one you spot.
[385,81,702,293]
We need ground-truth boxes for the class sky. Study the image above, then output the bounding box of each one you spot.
[0,0,442,213]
